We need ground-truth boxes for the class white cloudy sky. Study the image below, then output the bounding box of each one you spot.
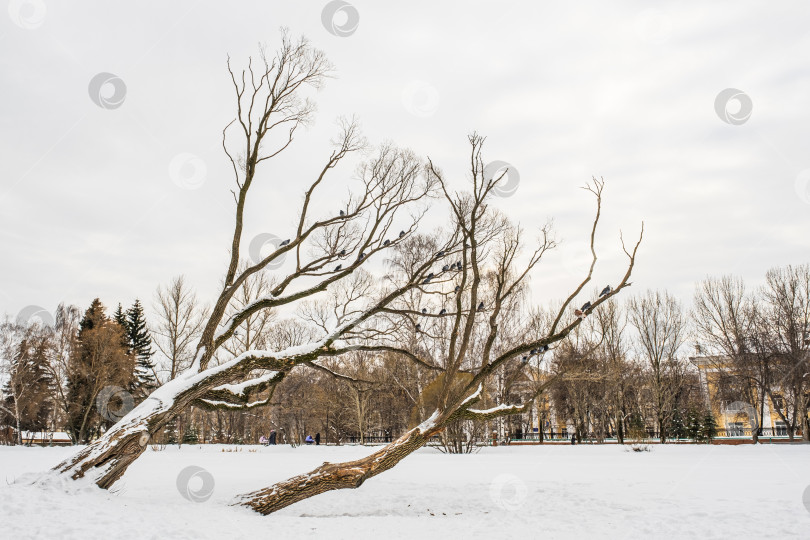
[1,0,809,323]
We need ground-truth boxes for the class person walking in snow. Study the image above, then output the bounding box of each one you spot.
[315,432,321,445]
[268,430,277,445]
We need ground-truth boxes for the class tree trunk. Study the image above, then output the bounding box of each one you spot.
[235,424,439,515]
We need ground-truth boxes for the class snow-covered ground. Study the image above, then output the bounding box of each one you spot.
[1,443,809,539]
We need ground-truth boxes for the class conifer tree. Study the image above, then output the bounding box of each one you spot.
[126,300,157,398]
[65,299,135,443]
[700,410,718,443]
[1,325,55,442]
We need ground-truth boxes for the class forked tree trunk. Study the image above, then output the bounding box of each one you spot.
[51,367,229,487]
[235,421,442,515]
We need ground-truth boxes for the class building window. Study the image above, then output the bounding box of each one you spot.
[775,421,787,436]
[726,422,745,437]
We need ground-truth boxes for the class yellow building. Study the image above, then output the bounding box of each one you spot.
[690,355,794,438]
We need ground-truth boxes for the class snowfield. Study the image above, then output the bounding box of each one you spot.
[1,444,809,539]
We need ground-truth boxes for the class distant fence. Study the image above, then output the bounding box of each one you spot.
[511,426,801,443]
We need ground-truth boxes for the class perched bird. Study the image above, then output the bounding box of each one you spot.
[455,285,461,293]
[581,301,592,311]
[415,324,421,331]
[399,230,406,238]
[339,249,346,256]
[599,285,612,297]
[358,252,365,260]
[435,250,445,259]
[442,265,449,272]
[477,302,485,311]
[383,239,390,246]
[280,239,290,246]
[422,308,427,314]
[439,309,447,315]
[334,264,342,272]
[575,309,584,318]
[530,349,537,355]
[543,345,549,352]
[427,273,434,279]
[522,356,528,362]
[339,210,345,216]
[423,277,431,284]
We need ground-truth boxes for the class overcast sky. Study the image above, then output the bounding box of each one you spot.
[2,1,809,325]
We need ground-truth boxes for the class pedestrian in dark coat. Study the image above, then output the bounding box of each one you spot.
[315,432,321,445]
[268,430,277,445]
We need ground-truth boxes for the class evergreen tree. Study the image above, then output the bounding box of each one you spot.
[686,408,702,441]
[182,423,199,444]
[1,325,55,440]
[700,410,718,443]
[125,300,157,398]
[65,299,135,443]
[670,409,686,440]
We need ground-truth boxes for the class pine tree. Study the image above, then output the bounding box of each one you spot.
[182,423,199,444]
[126,300,157,398]
[686,408,702,441]
[700,410,718,443]
[1,325,55,441]
[670,409,686,440]
[65,299,135,443]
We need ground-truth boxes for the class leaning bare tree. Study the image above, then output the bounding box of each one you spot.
[52,32,437,488]
[232,137,643,515]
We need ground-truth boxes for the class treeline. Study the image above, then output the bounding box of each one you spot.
[1,264,808,446]
[1,299,156,444]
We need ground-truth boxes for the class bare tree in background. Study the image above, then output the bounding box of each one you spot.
[761,264,810,441]
[628,290,687,443]
[152,276,207,383]
[693,275,770,442]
